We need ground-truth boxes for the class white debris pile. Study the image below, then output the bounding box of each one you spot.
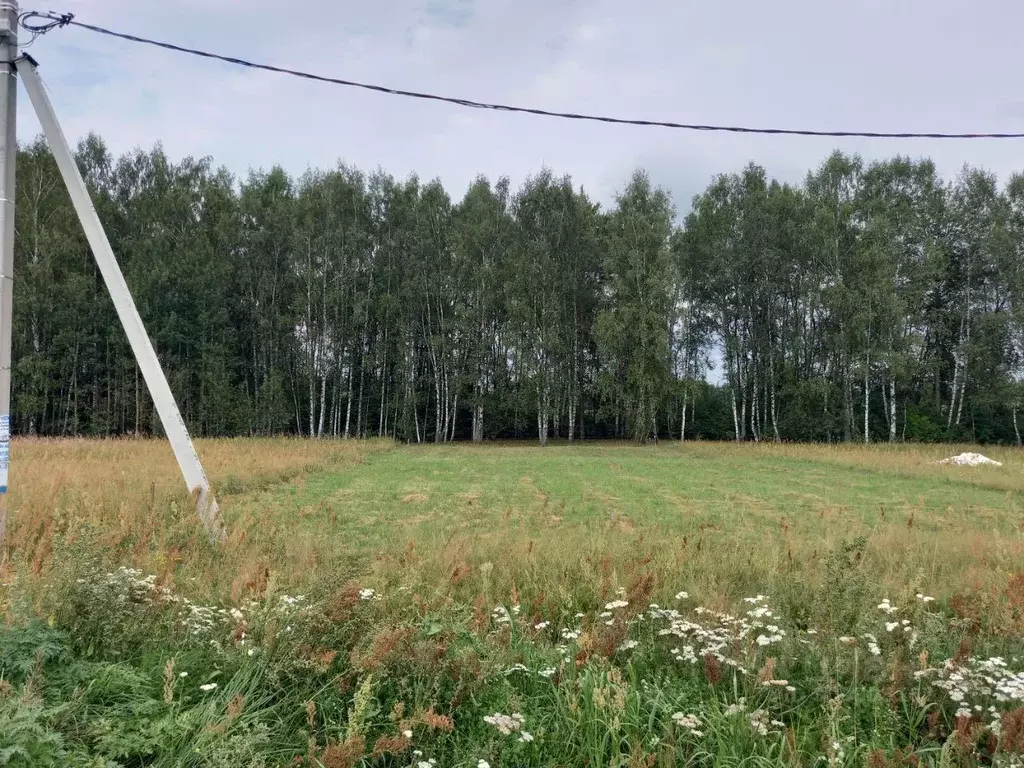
[936,452,1002,467]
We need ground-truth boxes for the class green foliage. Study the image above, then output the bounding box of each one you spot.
[198,722,270,768]
[821,537,869,635]
[0,696,65,767]
[906,408,946,442]
[0,622,68,682]
[15,135,1024,444]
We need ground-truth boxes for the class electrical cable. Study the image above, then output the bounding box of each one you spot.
[16,10,1024,140]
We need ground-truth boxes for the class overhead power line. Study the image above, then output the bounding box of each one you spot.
[18,10,1024,140]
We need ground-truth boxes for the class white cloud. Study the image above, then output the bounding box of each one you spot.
[13,0,1024,212]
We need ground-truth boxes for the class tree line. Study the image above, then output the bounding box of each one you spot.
[11,135,1024,443]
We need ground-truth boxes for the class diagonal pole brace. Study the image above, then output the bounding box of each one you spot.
[15,54,225,542]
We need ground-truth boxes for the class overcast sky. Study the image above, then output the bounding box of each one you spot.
[15,0,1024,216]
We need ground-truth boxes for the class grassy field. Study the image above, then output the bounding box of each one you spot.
[2,439,1024,767]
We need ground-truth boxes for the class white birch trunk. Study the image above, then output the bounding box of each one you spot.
[863,353,869,444]
[750,365,760,443]
[730,387,740,442]
[888,375,896,443]
[954,368,967,427]
[432,353,442,444]
[378,352,387,438]
[344,353,354,439]
[740,387,748,442]
[769,352,779,442]
[308,350,316,439]
[473,403,484,442]
[317,372,327,438]
[680,388,688,443]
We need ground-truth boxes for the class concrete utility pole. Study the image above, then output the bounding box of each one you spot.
[0,0,18,553]
[0,6,225,549]
[16,58,225,543]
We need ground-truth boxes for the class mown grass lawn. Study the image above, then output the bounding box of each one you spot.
[229,441,1024,599]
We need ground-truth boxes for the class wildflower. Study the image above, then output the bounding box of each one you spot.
[599,611,613,618]
[178,671,188,678]
[358,588,376,600]
[534,621,550,630]
[675,591,689,600]
[877,598,898,615]
[604,619,615,626]
[518,731,534,743]
[477,761,491,768]
[403,729,413,739]
[417,762,432,768]
[885,621,899,632]
[199,683,218,692]
[561,628,581,640]
[511,604,521,614]
[484,712,525,736]
[619,639,639,651]
[538,667,557,678]
[749,709,772,736]
[725,700,747,715]
[672,712,702,733]
[916,593,936,603]
[492,606,511,624]
[605,599,629,610]
[413,750,423,757]
[671,712,704,737]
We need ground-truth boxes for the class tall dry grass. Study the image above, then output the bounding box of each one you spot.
[699,440,1024,491]
[3,437,1022,614]
[2,437,387,602]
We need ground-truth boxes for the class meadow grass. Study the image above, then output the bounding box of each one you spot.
[1,439,1023,767]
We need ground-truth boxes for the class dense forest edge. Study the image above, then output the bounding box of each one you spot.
[11,135,1024,444]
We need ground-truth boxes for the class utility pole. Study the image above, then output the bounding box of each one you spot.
[0,5,225,549]
[0,0,17,554]
[16,57,225,543]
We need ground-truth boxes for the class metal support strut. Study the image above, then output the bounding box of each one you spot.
[14,54,225,542]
